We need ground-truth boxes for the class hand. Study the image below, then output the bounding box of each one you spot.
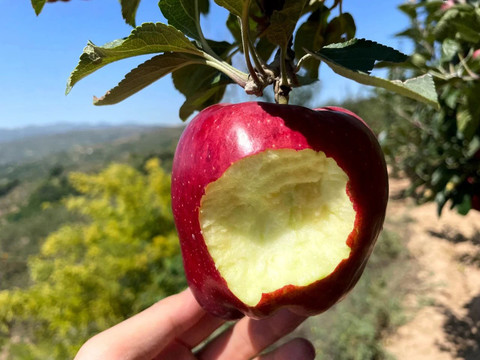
[74,288,315,360]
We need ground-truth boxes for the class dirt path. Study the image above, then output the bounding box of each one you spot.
[384,177,480,359]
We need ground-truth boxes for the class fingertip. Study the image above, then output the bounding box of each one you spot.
[289,337,316,360]
[255,337,316,360]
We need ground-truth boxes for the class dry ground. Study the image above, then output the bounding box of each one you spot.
[384,177,480,360]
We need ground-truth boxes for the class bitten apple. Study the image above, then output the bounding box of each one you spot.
[171,102,388,320]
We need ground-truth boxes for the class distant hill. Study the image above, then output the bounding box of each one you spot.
[0,124,176,166]
[0,125,184,183]
[0,123,184,292]
[0,123,139,144]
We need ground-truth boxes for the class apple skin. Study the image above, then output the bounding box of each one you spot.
[171,102,389,320]
[467,175,480,212]
[472,195,480,211]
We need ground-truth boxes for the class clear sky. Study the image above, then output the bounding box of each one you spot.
[0,0,412,129]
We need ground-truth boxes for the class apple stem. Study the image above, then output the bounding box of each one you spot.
[458,52,480,80]
[201,53,249,87]
[277,94,289,104]
[295,54,313,73]
[275,81,291,104]
[248,37,268,75]
[329,0,341,11]
[192,0,252,89]
[279,47,289,87]
[274,47,292,104]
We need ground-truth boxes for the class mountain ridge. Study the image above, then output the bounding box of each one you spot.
[0,122,169,144]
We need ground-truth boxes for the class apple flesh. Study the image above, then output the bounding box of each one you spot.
[171,102,388,319]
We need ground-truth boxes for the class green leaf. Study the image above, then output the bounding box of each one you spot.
[159,0,210,41]
[431,167,449,187]
[467,136,480,158]
[456,193,471,215]
[435,7,480,43]
[255,37,277,61]
[264,0,309,48]
[410,53,427,68]
[179,80,229,120]
[441,38,460,62]
[456,108,471,135]
[295,19,323,55]
[341,13,356,40]
[93,53,201,106]
[398,3,418,19]
[317,39,408,74]
[324,13,356,44]
[67,23,203,94]
[395,27,423,42]
[311,46,439,108]
[226,13,242,45]
[435,191,448,216]
[301,0,327,15]
[120,0,141,27]
[294,6,330,79]
[455,22,480,43]
[442,86,461,109]
[214,0,243,17]
[294,18,322,78]
[31,0,47,15]
[173,66,232,120]
[204,40,232,58]
[294,7,328,58]
[457,106,480,140]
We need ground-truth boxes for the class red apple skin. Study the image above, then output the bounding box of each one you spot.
[171,102,389,320]
[472,194,480,211]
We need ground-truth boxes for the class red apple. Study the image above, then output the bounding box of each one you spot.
[467,176,480,211]
[472,194,480,211]
[171,102,388,320]
[441,0,455,10]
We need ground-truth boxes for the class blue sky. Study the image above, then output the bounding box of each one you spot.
[0,1,412,129]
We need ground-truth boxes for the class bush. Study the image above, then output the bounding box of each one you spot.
[0,159,186,358]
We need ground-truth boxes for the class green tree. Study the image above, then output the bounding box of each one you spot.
[380,0,480,214]
[0,159,186,358]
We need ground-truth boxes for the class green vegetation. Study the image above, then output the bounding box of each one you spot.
[378,0,480,215]
[0,126,183,293]
[0,158,186,358]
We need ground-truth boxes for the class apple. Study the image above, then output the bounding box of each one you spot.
[467,176,480,211]
[472,194,480,211]
[441,0,455,10]
[171,102,388,320]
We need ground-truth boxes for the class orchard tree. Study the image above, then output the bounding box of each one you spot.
[0,159,185,358]
[379,0,480,214]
